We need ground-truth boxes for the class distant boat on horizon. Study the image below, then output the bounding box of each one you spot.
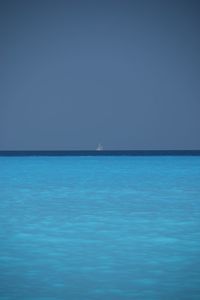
[96,143,103,151]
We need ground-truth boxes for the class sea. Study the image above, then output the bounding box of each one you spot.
[0,152,200,300]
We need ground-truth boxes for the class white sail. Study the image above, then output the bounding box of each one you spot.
[96,143,103,151]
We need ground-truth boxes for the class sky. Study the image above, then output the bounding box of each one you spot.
[1,0,200,150]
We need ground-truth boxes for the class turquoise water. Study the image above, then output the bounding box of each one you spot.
[0,156,200,300]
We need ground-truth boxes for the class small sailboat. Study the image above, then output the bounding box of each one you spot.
[96,143,103,151]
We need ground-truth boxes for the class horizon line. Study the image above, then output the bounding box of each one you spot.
[0,150,200,156]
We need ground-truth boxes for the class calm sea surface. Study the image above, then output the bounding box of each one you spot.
[0,155,200,300]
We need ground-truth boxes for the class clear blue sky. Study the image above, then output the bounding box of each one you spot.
[1,0,200,150]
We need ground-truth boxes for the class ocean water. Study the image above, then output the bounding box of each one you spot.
[0,155,200,300]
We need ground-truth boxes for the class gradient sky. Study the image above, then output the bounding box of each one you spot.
[1,0,200,150]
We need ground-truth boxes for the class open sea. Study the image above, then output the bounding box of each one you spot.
[0,153,200,300]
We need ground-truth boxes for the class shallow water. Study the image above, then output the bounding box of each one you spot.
[0,156,200,300]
